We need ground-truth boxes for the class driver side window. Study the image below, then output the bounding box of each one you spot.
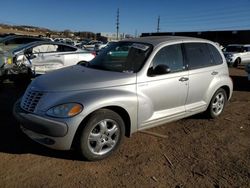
[152,44,184,73]
[32,44,57,53]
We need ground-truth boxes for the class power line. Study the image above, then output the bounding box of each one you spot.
[160,2,250,21]
[158,4,250,32]
[161,11,250,25]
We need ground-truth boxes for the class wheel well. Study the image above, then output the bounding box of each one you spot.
[235,57,241,63]
[104,106,131,137]
[71,106,131,149]
[221,85,230,100]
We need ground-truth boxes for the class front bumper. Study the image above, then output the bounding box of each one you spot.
[13,100,73,150]
[13,101,68,137]
[225,57,235,64]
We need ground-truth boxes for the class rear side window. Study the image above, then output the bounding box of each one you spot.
[184,43,215,69]
[243,47,250,52]
[57,45,77,52]
[207,43,223,65]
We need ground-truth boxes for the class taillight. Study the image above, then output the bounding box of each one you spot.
[91,51,96,57]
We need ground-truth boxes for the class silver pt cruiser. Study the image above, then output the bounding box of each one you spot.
[14,36,233,161]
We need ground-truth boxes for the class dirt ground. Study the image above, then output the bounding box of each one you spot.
[0,67,249,188]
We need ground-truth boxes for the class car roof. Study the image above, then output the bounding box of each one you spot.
[122,36,211,47]
[12,41,79,54]
[227,44,250,47]
[0,35,44,43]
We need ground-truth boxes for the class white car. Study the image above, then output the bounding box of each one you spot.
[223,44,250,67]
[83,41,103,50]
[245,63,250,80]
[1,41,96,77]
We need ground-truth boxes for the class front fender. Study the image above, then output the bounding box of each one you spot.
[38,84,138,136]
[78,86,137,132]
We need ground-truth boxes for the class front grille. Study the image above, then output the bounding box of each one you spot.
[21,89,44,113]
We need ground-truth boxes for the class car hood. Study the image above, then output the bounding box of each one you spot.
[31,65,136,92]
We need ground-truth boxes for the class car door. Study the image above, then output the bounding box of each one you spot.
[183,42,223,113]
[30,44,64,74]
[57,44,79,67]
[241,46,250,64]
[137,43,188,128]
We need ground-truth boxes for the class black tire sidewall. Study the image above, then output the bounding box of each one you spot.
[79,109,125,161]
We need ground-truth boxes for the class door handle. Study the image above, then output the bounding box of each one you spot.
[211,71,218,75]
[179,77,189,82]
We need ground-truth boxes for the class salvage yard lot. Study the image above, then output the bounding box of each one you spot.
[0,67,249,187]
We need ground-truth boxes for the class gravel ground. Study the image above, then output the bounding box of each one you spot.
[0,67,249,188]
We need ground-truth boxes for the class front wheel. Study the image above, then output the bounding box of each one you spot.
[78,109,125,161]
[233,58,241,67]
[206,88,227,119]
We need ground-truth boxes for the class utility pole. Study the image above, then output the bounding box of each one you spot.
[157,16,160,33]
[116,8,120,40]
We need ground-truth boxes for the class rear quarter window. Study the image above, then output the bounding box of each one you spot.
[207,43,223,65]
[57,45,77,52]
[184,42,220,69]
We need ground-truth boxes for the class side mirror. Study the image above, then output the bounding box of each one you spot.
[151,64,171,75]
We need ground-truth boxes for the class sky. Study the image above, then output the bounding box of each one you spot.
[0,0,250,35]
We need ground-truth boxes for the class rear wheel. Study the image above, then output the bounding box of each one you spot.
[78,109,125,161]
[206,88,227,119]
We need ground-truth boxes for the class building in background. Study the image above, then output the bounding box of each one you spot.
[97,32,128,41]
[141,30,250,46]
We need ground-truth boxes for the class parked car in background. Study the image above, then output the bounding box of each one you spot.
[0,35,47,52]
[0,41,95,81]
[14,36,233,161]
[245,63,250,80]
[223,44,250,67]
[83,40,103,50]
[94,41,118,54]
[53,38,76,46]
[76,39,92,49]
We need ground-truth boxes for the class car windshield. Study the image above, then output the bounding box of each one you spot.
[224,46,243,53]
[84,41,152,73]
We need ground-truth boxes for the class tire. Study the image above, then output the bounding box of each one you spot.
[233,58,241,67]
[206,88,227,119]
[78,109,125,161]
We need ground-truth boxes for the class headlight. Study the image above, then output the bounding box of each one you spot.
[46,103,83,118]
[228,54,233,58]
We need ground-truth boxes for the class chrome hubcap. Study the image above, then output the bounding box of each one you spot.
[212,92,225,116]
[88,119,119,155]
